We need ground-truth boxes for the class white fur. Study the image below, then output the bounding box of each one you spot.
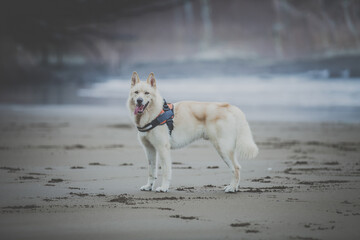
[127,72,259,193]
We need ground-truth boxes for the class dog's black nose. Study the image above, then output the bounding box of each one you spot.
[137,98,143,105]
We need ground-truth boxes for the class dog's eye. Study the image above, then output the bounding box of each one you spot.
[145,92,150,95]
[134,91,139,94]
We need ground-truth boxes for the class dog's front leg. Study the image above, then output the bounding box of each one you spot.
[156,145,171,192]
[140,141,157,191]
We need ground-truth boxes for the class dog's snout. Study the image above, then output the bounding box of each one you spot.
[137,97,143,105]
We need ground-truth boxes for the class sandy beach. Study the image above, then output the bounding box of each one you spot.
[0,105,359,240]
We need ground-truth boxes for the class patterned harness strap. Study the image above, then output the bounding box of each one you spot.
[137,99,174,135]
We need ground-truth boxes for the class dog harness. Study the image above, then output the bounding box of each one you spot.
[137,99,174,135]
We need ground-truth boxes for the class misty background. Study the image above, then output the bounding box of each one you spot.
[1,0,360,122]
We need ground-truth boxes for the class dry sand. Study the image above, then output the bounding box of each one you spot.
[0,105,359,240]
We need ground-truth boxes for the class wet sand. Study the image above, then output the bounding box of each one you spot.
[0,105,359,240]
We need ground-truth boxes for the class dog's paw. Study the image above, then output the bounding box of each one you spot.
[140,184,153,191]
[224,185,238,193]
[155,186,169,192]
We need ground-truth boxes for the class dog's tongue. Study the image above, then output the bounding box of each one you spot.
[134,105,144,115]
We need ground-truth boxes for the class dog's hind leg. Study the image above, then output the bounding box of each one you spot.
[209,128,240,193]
[140,138,157,191]
[226,151,241,193]
[207,118,240,193]
[215,143,241,193]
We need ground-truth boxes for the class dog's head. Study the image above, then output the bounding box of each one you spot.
[128,72,158,115]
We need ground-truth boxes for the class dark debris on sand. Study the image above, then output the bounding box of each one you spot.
[294,161,308,165]
[323,161,339,165]
[284,167,342,175]
[172,162,183,165]
[131,207,174,211]
[89,162,105,166]
[48,178,64,183]
[0,166,23,173]
[207,166,219,169]
[144,196,185,201]
[69,192,89,197]
[176,187,195,191]
[3,205,39,210]
[173,166,192,169]
[241,186,290,193]
[71,166,85,169]
[28,172,46,176]
[170,215,199,220]
[19,176,39,180]
[251,177,271,183]
[64,144,85,150]
[119,163,133,166]
[298,180,349,185]
[109,194,136,205]
[230,222,251,227]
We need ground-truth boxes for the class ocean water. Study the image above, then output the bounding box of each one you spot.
[79,75,360,123]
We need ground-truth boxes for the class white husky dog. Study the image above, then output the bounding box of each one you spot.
[127,72,258,193]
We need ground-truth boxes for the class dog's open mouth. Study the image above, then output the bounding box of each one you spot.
[134,102,149,115]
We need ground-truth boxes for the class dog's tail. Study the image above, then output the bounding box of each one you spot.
[234,108,259,159]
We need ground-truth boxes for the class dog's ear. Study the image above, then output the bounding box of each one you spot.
[146,72,156,88]
[131,72,140,87]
